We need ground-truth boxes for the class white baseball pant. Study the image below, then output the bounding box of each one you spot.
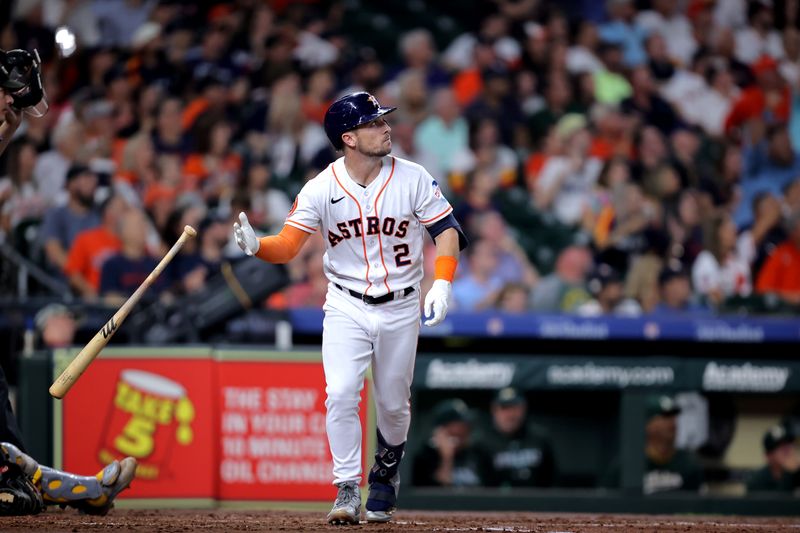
[321,282,420,485]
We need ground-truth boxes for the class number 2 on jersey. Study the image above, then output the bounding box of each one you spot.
[394,243,411,267]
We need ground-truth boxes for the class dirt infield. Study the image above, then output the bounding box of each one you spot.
[1,509,799,532]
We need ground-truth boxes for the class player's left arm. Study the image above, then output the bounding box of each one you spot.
[423,221,466,327]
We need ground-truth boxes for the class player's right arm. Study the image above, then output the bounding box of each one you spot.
[233,214,310,264]
[234,180,321,263]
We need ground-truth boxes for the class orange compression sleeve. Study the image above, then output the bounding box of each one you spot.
[434,255,458,282]
[255,225,309,264]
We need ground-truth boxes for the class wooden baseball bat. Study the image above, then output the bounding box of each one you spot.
[49,225,197,399]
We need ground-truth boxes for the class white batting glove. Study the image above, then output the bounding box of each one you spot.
[423,279,451,327]
[233,212,260,256]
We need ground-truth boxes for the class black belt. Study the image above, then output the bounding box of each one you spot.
[335,283,414,305]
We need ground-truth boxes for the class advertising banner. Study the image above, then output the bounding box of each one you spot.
[55,348,372,503]
[57,348,216,500]
[414,355,800,392]
[216,355,370,501]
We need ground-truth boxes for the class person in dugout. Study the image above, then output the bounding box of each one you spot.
[601,394,704,494]
[747,423,800,494]
[474,387,556,487]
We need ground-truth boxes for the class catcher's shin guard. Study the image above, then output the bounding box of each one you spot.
[40,457,137,515]
[366,430,404,521]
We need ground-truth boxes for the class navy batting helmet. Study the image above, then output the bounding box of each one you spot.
[323,92,396,150]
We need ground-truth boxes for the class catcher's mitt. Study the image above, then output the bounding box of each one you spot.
[0,463,44,516]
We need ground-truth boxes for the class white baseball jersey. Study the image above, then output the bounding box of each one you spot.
[285,155,453,297]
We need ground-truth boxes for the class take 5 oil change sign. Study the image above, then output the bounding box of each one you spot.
[57,348,215,501]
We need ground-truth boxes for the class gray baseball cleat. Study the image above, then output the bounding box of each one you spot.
[365,509,393,523]
[326,481,361,525]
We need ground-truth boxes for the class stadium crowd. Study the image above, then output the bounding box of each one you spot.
[1,0,800,317]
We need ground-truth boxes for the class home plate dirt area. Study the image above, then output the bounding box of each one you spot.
[1,509,798,532]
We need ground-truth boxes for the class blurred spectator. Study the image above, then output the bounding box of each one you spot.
[0,138,46,236]
[115,132,157,191]
[452,239,504,311]
[451,169,501,227]
[245,162,292,233]
[591,182,657,271]
[183,119,241,201]
[464,66,522,147]
[621,66,683,135]
[443,14,521,74]
[151,97,190,156]
[692,212,753,305]
[602,395,704,494]
[515,70,545,119]
[577,263,642,316]
[280,251,329,308]
[494,283,531,313]
[733,121,800,228]
[475,387,555,487]
[450,119,517,194]
[392,69,429,126]
[593,41,634,106]
[663,60,739,138]
[92,0,156,48]
[630,125,669,186]
[755,210,800,305]
[635,0,697,67]
[99,208,166,305]
[625,228,670,313]
[783,179,800,215]
[470,211,539,289]
[781,28,800,88]
[451,34,498,108]
[644,32,676,83]
[742,191,786,278]
[412,399,495,487]
[527,71,581,143]
[265,76,329,191]
[725,56,790,136]
[34,303,78,349]
[530,245,593,312]
[38,165,100,272]
[414,88,469,183]
[666,189,705,269]
[395,28,450,89]
[301,68,335,125]
[655,264,708,314]
[598,0,647,68]
[589,104,634,161]
[63,194,127,300]
[746,424,800,493]
[567,21,603,75]
[534,114,602,226]
[33,120,86,207]
[734,1,785,65]
[171,215,228,296]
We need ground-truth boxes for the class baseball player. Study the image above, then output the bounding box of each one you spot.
[234,91,467,524]
[0,48,137,516]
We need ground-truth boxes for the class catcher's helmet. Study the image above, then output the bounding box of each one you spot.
[0,49,48,117]
[323,91,396,150]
